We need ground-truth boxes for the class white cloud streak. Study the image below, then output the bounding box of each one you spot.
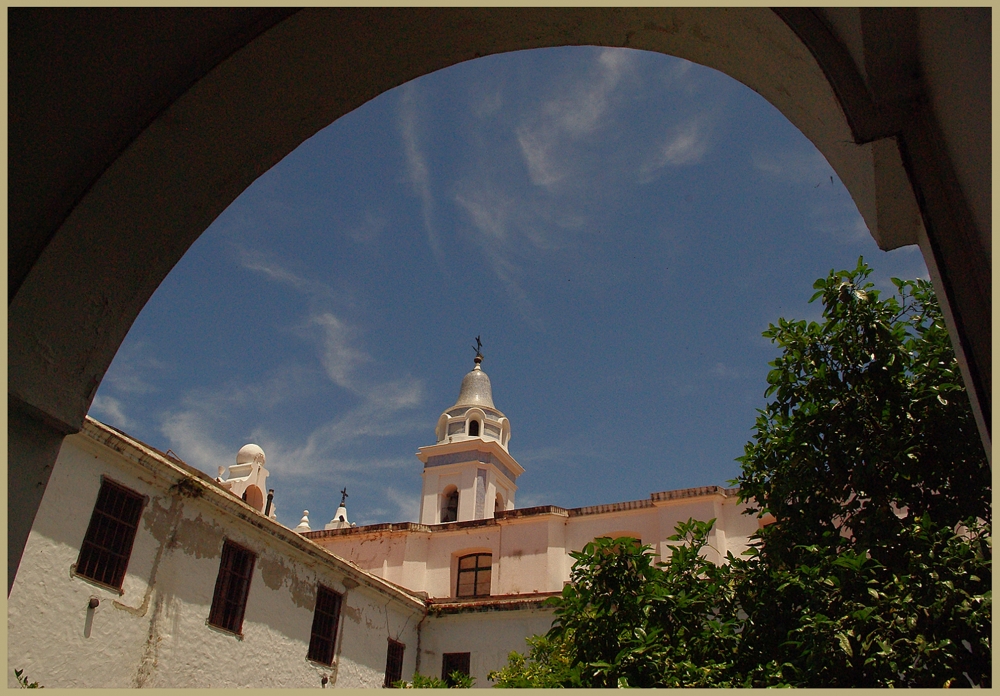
[239,251,335,304]
[89,395,133,431]
[453,189,542,326]
[398,83,442,260]
[310,312,371,392]
[516,48,633,190]
[639,118,711,183]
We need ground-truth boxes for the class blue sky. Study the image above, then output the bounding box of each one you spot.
[90,47,928,530]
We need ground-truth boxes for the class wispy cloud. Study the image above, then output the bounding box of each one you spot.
[453,189,543,327]
[238,253,377,393]
[160,353,425,474]
[160,408,234,477]
[364,487,421,524]
[639,118,712,182]
[398,83,442,260]
[275,379,425,472]
[100,339,167,396]
[471,85,503,119]
[516,48,633,190]
[346,211,388,245]
[309,312,371,392]
[239,250,335,304]
[89,395,134,431]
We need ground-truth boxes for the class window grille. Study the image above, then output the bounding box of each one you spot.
[456,553,492,597]
[441,652,471,685]
[384,639,405,687]
[307,584,343,665]
[208,540,256,634]
[75,478,145,590]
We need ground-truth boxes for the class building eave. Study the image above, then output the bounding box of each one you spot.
[80,416,428,614]
[428,591,561,615]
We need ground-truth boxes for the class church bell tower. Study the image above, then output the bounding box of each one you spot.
[417,350,523,525]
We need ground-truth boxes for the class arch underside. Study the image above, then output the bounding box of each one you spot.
[8,8,990,592]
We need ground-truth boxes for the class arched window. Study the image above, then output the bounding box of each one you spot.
[456,553,492,597]
[243,485,265,512]
[494,494,503,515]
[468,420,480,437]
[441,487,459,523]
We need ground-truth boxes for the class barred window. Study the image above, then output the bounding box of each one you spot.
[208,540,256,635]
[75,478,145,590]
[441,652,471,685]
[384,639,405,687]
[307,584,343,665]
[456,553,491,597]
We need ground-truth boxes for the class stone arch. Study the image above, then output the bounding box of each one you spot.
[9,8,990,592]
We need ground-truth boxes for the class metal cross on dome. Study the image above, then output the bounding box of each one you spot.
[339,487,348,506]
[473,335,483,359]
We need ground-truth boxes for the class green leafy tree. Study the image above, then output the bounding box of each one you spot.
[734,259,990,687]
[489,634,574,688]
[492,523,742,688]
[490,260,990,688]
[739,258,988,555]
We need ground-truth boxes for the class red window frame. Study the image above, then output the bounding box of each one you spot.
[75,477,146,590]
[208,540,256,635]
[307,584,343,665]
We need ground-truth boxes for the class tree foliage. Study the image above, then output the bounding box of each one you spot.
[739,258,989,559]
[489,260,990,688]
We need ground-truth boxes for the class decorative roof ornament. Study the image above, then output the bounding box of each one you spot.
[326,489,352,530]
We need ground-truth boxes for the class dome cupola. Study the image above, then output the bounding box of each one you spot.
[454,355,495,409]
[433,352,511,452]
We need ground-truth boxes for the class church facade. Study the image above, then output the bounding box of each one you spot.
[8,357,761,688]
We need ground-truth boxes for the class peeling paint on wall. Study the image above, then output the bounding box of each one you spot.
[342,604,363,625]
[257,554,316,609]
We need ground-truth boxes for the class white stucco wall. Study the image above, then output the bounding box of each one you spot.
[8,429,423,688]
[419,606,555,687]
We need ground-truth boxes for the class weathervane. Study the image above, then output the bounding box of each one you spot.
[473,335,483,360]
[339,487,348,506]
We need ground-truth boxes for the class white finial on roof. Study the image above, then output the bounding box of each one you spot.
[325,488,352,530]
[295,510,311,533]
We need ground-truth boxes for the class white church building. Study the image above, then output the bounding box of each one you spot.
[8,355,762,688]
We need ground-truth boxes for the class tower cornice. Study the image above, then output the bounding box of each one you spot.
[416,438,525,479]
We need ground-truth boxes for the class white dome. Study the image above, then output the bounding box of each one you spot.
[236,444,266,466]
